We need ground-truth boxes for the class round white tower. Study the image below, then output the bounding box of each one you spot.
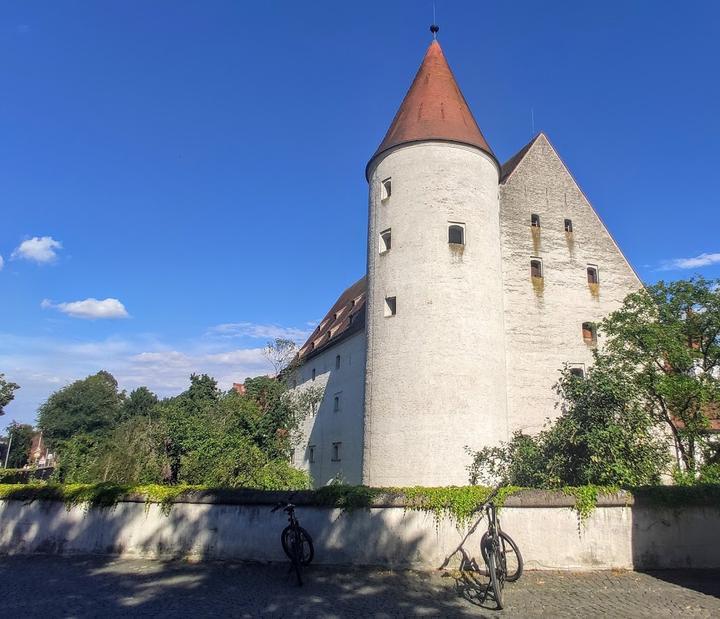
[362,39,509,486]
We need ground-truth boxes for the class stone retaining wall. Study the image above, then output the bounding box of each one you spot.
[1,491,718,570]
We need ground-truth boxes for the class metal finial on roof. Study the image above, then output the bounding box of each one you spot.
[430,24,439,39]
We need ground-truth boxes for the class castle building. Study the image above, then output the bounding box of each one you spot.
[290,37,640,487]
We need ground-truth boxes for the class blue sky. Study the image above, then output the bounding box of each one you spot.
[1,1,719,429]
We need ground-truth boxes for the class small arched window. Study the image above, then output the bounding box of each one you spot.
[587,265,599,284]
[531,213,541,227]
[564,219,573,233]
[379,228,392,253]
[530,258,543,278]
[448,224,465,245]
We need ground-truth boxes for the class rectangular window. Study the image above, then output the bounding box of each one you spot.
[582,322,597,345]
[331,442,342,462]
[448,223,465,245]
[333,393,341,412]
[335,354,341,370]
[381,177,392,201]
[531,213,541,227]
[569,364,585,379]
[308,445,316,463]
[384,296,397,317]
[530,258,543,278]
[564,219,573,233]
[587,265,599,284]
[379,228,392,253]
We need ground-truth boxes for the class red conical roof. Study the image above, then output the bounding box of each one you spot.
[368,40,494,172]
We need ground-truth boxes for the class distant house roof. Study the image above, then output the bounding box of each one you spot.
[368,40,495,176]
[298,276,367,362]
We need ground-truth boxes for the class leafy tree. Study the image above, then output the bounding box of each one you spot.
[120,387,158,420]
[3,422,35,468]
[468,358,669,488]
[38,371,124,448]
[0,373,20,416]
[600,277,720,472]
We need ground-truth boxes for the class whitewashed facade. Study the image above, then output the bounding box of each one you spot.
[290,40,641,487]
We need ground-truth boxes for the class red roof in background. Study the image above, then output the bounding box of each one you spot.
[368,40,495,173]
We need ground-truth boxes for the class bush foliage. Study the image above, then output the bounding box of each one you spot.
[35,342,315,490]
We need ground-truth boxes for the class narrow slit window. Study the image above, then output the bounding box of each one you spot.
[308,445,316,463]
[564,219,573,233]
[531,213,541,227]
[582,322,597,345]
[379,228,392,253]
[384,296,397,317]
[381,177,392,201]
[311,368,316,381]
[333,393,341,412]
[530,258,543,278]
[587,265,599,284]
[335,354,341,370]
[448,224,465,245]
[331,442,342,462]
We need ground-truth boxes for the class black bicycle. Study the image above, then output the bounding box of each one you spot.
[271,501,314,586]
[479,489,523,609]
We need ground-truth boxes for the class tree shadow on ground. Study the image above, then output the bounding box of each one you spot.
[0,555,495,617]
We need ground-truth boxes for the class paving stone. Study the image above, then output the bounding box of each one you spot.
[0,556,718,617]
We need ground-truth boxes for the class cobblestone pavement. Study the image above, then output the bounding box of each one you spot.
[1,556,718,618]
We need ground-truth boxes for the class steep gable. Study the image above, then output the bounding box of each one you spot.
[499,132,642,435]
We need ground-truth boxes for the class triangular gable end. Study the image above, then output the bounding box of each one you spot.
[501,133,642,286]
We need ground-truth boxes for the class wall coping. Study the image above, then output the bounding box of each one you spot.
[3,486,718,509]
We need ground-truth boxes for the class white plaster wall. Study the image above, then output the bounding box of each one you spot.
[290,331,366,486]
[2,500,718,570]
[499,134,642,435]
[364,142,509,486]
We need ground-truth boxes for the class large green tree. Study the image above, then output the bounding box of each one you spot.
[0,373,20,416]
[601,277,720,472]
[3,422,34,468]
[37,371,124,448]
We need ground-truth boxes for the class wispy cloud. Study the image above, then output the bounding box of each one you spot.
[41,298,129,320]
[0,331,273,428]
[208,322,311,343]
[660,252,720,270]
[0,255,4,271]
[12,236,62,264]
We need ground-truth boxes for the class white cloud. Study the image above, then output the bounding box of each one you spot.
[12,236,62,263]
[41,297,129,320]
[0,255,4,271]
[0,331,275,429]
[208,322,310,342]
[660,252,720,270]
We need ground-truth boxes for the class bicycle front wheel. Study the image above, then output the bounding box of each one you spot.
[484,539,504,610]
[281,525,314,566]
[481,530,523,582]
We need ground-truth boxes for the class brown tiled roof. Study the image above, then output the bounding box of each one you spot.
[500,133,542,183]
[298,276,367,361]
[368,40,494,174]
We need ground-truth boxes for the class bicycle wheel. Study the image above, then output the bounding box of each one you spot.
[481,530,523,582]
[484,536,504,610]
[281,525,314,566]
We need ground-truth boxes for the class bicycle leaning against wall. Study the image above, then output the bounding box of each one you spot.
[479,486,523,609]
[271,501,314,586]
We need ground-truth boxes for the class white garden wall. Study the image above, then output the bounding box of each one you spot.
[1,492,718,570]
